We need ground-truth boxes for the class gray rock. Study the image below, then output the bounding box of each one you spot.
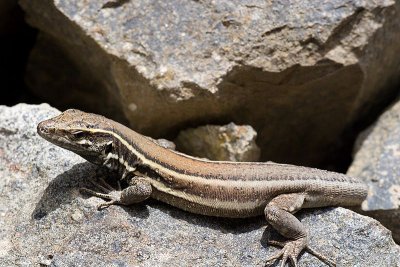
[1,103,400,266]
[153,138,176,151]
[19,0,400,167]
[175,123,260,161]
[348,97,400,243]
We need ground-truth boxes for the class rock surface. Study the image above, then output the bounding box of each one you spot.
[348,97,400,243]
[19,0,400,167]
[175,123,260,161]
[1,104,400,266]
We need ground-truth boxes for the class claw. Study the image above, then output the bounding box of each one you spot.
[79,186,122,210]
[266,238,336,267]
[280,253,289,267]
[289,254,297,267]
[97,199,119,210]
[266,249,284,263]
[266,238,305,267]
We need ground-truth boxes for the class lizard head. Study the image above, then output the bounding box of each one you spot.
[37,109,114,164]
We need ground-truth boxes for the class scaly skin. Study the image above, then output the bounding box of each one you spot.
[37,109,368,267]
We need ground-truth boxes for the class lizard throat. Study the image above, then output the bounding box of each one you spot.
[102,152,139,179]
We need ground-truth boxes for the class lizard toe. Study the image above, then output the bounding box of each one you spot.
[265,249,284,264]
[97,199,121,210]
[267,238,336,267]
[80,187,123,210]
[266,238,306,267]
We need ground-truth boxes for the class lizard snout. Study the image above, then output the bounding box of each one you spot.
[37,119,55,138]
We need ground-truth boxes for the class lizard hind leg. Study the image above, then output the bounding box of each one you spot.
[264,193,336,267]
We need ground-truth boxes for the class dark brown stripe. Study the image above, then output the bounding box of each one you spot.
[110,121,361,183]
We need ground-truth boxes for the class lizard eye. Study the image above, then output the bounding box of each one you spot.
[72,131,85,138]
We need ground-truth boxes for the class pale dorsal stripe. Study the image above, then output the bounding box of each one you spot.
[71,128,363,210]
[72,128,355,190]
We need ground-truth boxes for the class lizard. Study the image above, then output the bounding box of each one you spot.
[37,109,368,267]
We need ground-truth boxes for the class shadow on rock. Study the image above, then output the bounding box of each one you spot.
[120,200,151,219]
[32,162,97,219]
[33,162,151,220]
[147,199,266,235]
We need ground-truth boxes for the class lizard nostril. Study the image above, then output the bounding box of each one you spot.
[37,121,45,134]
[37,120,54,136]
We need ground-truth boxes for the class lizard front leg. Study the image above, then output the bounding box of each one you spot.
[81,177,152,210]
[264,193,335,267]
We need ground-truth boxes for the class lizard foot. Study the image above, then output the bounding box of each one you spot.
[266,238,306,267]
[80,178,123,210]
[266,239,336,267]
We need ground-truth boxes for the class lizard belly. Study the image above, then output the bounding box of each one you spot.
[148,179,267,218]
[151,188,267,218]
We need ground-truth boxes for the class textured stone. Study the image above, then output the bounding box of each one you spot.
[153,138,176,151]
[348,97,400,243]
[20,0,400,167]
[175,123,260,161]
[1,104,400,266]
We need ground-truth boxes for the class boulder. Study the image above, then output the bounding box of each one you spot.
[1,103,399,266]
[19,0,400,166]
[348,96,400,243]
[175,123,260,161]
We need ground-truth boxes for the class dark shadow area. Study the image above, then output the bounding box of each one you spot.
[33,162,152,220]
[143,199,266,234]
[321,92,400,173]
[32,162,97,219]
[101,0,130,9]
[122,200,152,219]
[0,3,40,106]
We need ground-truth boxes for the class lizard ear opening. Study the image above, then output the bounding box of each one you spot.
[104,142,113,154]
